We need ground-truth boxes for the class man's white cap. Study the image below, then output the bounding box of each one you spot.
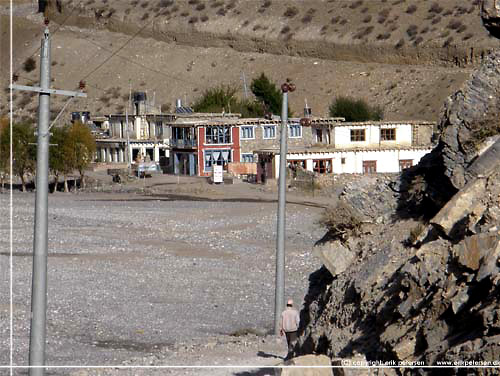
[287,299,293,306]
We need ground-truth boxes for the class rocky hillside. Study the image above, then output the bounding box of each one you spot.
[1,0,494,122]
[293,38,500,374]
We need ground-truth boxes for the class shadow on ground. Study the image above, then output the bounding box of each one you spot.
[233,368,276,376]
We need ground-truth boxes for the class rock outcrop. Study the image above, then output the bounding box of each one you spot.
[294,42,500,374]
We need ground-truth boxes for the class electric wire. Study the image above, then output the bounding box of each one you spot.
[64,27,199,87]
[12,4,80,77]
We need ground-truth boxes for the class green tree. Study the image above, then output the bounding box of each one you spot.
[250,73,283,115]
[192,85,264,118]
[63,122,96,190]
[5,122,36,191]
[329,96,384,122]
[49,125,70,193]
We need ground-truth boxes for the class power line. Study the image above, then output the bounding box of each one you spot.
[64,27,199,87]
[12,4,79,77]
[79,20,155,85]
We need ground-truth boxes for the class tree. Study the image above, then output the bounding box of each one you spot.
[250,73,283,115]
[192,85,264,118]
[63,122,96,190]
[329,96,384,122]
[5,122,36,191]
[49,125,70,193]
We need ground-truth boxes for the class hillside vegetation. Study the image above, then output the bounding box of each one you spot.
[1,0,493,121]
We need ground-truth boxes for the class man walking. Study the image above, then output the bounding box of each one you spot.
[280,299,300,359]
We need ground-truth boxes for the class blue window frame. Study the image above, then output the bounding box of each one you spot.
[241,153,254,163]
[206,125,231,144]
[263,125,276,139]
[288,123,302,138]
[240,126,254,139]
[204,149,232,172]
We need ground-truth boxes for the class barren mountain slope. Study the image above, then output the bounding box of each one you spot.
[2,0,492,120]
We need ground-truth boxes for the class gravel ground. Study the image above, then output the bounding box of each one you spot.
[0,180,325,375]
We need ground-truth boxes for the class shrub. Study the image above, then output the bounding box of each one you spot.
[349,0,363,9]
[140,2,149,8]
[318,201,363,241]
[201,14,209,22]
[376,32,391,40]
[354,26,374,39]
[211,1,224,8]
[362,15,372,23]
[181,11,189,16]
[188,16,199,23]
[281,25,290,34]
[331,16,340,24]
[431,16,441,24]
[283,6,298,18]
[447,20,463,30]
[413,36,423,45]
[159,0,173,7]
[406,24,418,38]
[141,12,149,20]
[216,7,226,15]
[428,2,443,13]
[406,4,417,14]
[192,85,264,117]
[195,3,205,11]
[329,96,383,121]
[23,57,36,73]
[301,8,315,23]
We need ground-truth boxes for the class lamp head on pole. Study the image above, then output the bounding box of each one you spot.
[281,82,296,93]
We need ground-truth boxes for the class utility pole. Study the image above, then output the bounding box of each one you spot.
[126,82,131,175]
[274,81,295,335]
[242,72,248,99]
[11,22,86,376]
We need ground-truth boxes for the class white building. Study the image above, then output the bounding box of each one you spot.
[256,120,435,180]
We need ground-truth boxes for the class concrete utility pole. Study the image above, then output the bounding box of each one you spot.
[274,81,295,335]
[11,22,86,376]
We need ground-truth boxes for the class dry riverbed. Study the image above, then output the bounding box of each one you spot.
[0,177,327,375]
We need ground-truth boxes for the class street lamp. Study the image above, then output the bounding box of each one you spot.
[274,81,295,335]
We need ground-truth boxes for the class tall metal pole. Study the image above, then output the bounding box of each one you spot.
[29,26,51,376]
[274,82,295,334]
[9,23,87,376]
[126,83,131,174]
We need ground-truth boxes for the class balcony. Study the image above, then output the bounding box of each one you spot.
[170,139,197,148]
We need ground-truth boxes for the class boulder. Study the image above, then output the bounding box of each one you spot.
[430,178,487,238]
[275,355,333,376]
[482,0,500,38]
[313,240,355,277]
[453,233,499,271]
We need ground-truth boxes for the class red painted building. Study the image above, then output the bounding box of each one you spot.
[168,114,242,177]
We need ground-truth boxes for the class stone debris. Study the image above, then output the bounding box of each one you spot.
[294,38,500,374]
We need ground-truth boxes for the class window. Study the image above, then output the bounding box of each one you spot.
[313,159,332,174]
[206,125,231,144]
[363,160,377,174]
[241,153,254,163]
[341,157,346,164]
[350,129,366,142]
[204,149,231,172]
[263,125,276,139]
[316,128,323,143]
[288,160,306,169]
[289,123,302,138]
[240,126,254,139]
[381,128,396,141]
[399,159,413,171]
